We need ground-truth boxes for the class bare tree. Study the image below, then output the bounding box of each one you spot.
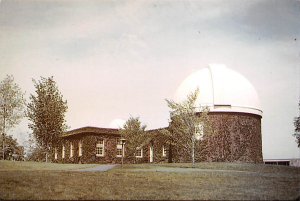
[0,75,25,160]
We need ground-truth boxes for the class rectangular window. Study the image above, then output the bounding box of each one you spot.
[70,142,73,158]
[116,147,123,157]
[136,147,143,158]
[62,145,65,159]
[78,140,82,157]
[54,148,58,160]
[195,123,204,140]
[116,145,123,157]
[116,139,124,157]
[162,145,167,157]
[96,139,104,157]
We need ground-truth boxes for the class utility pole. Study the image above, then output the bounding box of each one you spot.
[192,134,195,168]
[120,138,126,168]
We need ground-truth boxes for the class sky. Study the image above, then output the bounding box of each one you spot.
[0,0,300,159]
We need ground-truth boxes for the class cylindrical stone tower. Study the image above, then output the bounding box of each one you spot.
[175,64,263,163]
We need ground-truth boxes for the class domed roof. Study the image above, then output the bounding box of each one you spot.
[175,64,262,116]
[109,118,126,129]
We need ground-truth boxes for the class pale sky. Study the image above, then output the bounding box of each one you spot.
[0,0,300,159]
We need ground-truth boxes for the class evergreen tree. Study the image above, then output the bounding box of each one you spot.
[27,77,67,162]
[0,75,26,160]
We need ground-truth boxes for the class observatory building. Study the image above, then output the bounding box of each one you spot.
[174,64,263,163]
[58,64,263,164]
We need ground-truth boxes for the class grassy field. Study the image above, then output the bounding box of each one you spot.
[0,161,299,200]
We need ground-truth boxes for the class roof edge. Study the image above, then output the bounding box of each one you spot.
[63,126,120,138]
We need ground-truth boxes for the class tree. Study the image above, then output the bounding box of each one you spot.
[294,100,300,147]
[0,75,26,160]
[165,88,212,166]
[23,132,44,161]
[120,117,148,162]
[0,134,24,160]
[27,77,68,162]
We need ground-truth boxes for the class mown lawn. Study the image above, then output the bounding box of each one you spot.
[0,160,98,171]
[0,161,299,200]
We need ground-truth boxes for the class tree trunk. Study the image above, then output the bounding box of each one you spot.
[168,143,173,163]
[192,136,195,167]
[45,145,50,163]
[2,133,4,160]
[2,116,6,160]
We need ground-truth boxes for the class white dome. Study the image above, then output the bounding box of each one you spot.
[109,118,126,129]
[175,64,262,116]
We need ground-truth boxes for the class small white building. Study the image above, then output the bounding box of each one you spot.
[264,158,300,167]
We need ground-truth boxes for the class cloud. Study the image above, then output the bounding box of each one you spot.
[237,0,300,40]
[0,0,299,158]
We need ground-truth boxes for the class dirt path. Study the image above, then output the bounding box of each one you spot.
[74,164,117,172]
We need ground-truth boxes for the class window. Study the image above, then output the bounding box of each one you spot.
[116,139,124,157]
[54,148,58,160]
[195,123,204,140]
[96,139,104,157]
[78,140,82,157]
[162,145,167,157]
[136,147,143,158]
[62,145,65,159]
[116,148,123,157]
[70,142,73,158]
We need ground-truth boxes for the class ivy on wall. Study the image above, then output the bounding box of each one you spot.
[56,112,262,164]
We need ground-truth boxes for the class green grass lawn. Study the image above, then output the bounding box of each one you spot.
[0,161,299,200]
[0,160,99,171]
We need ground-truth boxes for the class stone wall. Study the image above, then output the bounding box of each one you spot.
[56,133,151,164]
[207,112,263,163]
[162,112,263,163]
[58,112,262,164]
[55,134,121,164]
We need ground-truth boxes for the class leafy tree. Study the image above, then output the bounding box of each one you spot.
[0,75,26,160]
[0,134,24,160]
[120,117,148,162]
[165,88,212,166]
[26,144,46,162]
[27,77,68,162]
[294,100,300,147]
[24,133,43,161]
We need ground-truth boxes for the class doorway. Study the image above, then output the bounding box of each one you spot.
[149,145,154,163]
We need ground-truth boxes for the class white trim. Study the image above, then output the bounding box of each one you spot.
[54,148,58,160]
[195,105,263,117]
[195,123,204,141]
[162,146,167,157]
[78,140,82,157]
[70,142,73,158]
[136,148,143,158]
[62,145,65,159]
[149,145,153,163]
[116,144,123,157]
